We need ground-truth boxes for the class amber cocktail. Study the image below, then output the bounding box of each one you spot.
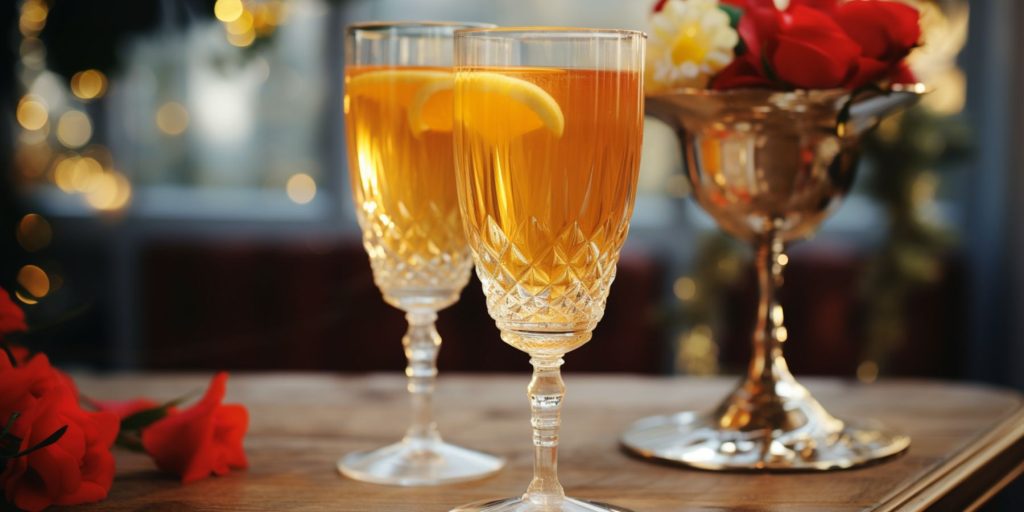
[339,21,504,487]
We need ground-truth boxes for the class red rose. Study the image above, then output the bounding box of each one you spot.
[141,372,248,484]
[835,0,920,88]
[835,0,919,60]
[726,0,837,12]
[712,0,919,90]
[0,288,27,340]
[657,0,836,14]
[887,62,916,84]
[0,354,118,511]
[773,6,862,88]
[735,4,862,89]
[712,55,777,89]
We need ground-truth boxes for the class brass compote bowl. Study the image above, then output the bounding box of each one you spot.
[621,85,923,471]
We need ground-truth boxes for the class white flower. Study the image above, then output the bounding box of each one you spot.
[647,0,740,91]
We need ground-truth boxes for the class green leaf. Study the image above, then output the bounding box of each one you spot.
[0,412,19,440]
[119,391,197,432]
[0,413,22,457]
[719,4,743,29]
[1,344,16,367]
[120,407,172,432]
[14,425,67,457]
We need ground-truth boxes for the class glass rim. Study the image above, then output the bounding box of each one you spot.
[346,21,497,33]
[455,26,646,39]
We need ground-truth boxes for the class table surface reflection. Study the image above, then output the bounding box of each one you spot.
[67,374,1024,512]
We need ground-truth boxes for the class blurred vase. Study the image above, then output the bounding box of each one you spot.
[621,85,922,471]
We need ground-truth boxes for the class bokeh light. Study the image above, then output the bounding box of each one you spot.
[215,0,245,23]
[14,142,51,177]
[676,325,719,376]
[16,95,48,131]
[286,173,317,204]
[156,102,190,136]
[227,10,254,35]
[57,110,93,148]
[252,3,277,35]
[17,213,53,252]
[20,37,46,69]
[857,360,880,384]
[227,27,256,47]
[17,264,50,301]
[70,156,104,193]
[71,69,108,100]
[53,155,78,192]
[19,0,48,36]
[673,277,697,301]
[85,172,132,212]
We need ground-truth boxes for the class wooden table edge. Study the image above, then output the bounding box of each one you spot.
[873,393,1024,511]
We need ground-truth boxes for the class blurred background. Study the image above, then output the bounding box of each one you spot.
[0,0,1021,404]
[1,0,1022,505]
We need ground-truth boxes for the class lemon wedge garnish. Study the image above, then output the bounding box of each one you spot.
[408,78,454,136]
[346,69,454,135]
[455,71,565,139]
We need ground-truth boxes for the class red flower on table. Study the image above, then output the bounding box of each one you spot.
[141,372,249,484]
[0,353,119,511]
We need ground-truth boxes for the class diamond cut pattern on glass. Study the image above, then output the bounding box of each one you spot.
[470,215,628,332]
[359,199,473,293]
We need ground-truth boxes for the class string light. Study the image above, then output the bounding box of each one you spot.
[227,10,254,35]
[70,156,104,193]
[676,325,719,375]
[16,96,48,131]
[56,110,93,148]
[227,28,256,47]
[71,69,108,100]
[16,213,53,252]
[19,0,48,37]
[17,264,50,301]
[857,361,880,384]
[19,37,45,69]
[673,277,697,301]
[217,0,285,46]
[155,102,190,135]
[85,171,132,212]
[286,173,317,204]
[53,156,78,192]
[215,0,245,22]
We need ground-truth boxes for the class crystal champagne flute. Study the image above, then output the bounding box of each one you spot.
[339,21,504,486]
[451,27,646,512]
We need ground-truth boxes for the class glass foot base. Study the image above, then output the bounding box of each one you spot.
[621,410,910,471]
[451,496,633,512]
[338,440,505,486]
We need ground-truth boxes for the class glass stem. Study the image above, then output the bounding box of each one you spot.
[402,310,442,450]
[749,234,793,386]
[524,355,566,506]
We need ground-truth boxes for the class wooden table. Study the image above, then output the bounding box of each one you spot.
[67,374,1024,511]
